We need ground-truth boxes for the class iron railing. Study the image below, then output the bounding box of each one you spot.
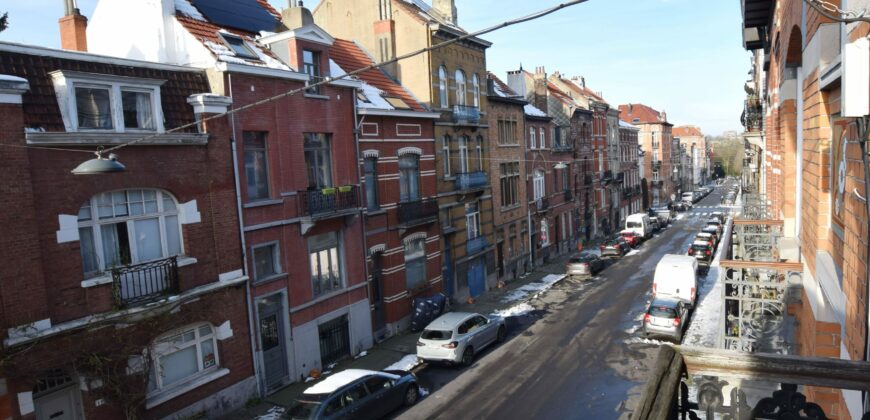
[453,105,481,124]
[552,142,573,152]
[534,197,549,212]
[397,198,439,226]
[454,171,487,191]
[652,160,662,171]
[298,186,360,217]
[467,235,488,255]
[742,96,764,132]
[616,172,625,183]
[112,256,178,307]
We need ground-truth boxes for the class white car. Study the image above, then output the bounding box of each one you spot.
[416,312,506,366]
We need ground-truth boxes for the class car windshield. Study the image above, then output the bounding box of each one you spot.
[422,329,453,340]
[288,401,321,420]
[626,221,642,228]
[649,305,677,318]
[692,244,710,251]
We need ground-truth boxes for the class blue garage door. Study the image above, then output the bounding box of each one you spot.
[468,258,485,298]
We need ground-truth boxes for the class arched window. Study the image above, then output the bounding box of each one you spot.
[77,189,183,276]
[149,323,219,393]
[438,66,449,108]
[471,74,480,108]
[533,169,546,200]
[455,70,467,106]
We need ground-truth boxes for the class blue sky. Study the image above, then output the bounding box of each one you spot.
[0,0,748,135]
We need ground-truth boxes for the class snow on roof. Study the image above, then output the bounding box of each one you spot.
[696,232,712,237]
[619,120,639,129]
[303,370,398,395]
[357,82,397,110]
[693,240,712,247]
[524,104,548,117]
[174,0,205,21]
[0,74,28,83]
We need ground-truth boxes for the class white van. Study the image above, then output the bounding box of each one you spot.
[625,213,652,239]
[653,255,699,307]
[681,192,695,205]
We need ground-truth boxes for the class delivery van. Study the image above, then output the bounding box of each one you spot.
[625,213,653,239]
[652,254,699,307]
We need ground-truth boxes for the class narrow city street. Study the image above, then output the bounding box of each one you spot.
[397,189,731,419]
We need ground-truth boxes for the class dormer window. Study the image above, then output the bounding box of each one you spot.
[220,33,258,60]
[303,49,323,95]
[50,71,165,133]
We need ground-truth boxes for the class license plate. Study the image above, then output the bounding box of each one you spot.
[653,318,670,327]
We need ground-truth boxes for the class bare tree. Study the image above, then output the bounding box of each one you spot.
[0,13,8,33]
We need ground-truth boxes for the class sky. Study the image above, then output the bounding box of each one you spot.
[0,0,749,135]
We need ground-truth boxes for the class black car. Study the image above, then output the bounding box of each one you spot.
[289,369,420,420]
[689,240,715,265]
[566,252,605,278]
[701,225,720,243]
[705,219,724,236]
[600,237,628,258]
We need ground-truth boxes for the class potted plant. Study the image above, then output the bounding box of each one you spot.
[338,185,352,193]
[321,187,336,195]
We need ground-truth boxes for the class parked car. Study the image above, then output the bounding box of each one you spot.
[689,240,715,266]
[673,201,691,211]
[417,312,506,366]
[695,232,716,248]
[701,225,720,244]
[651,207,674,225]
[682,192,695,206]
[600,237,627,258]
[643,296,690,342]
[566,252,605,279]
[649,217,661,232]
[620,230,643,247]
[653,255,699,307]
[705,219,724,236]
[710,211,726,224]
[289,369,420,420]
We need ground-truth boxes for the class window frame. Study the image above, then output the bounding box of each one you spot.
[533,169,545,200]
[404,238,427,290]
[441,135,452,177]
[50,71,166,133]
[398,154,421,202]
[304,133,334,189]
[309,232,344,297]
[77,189,184,277]
[438,66,449,108]
[243,131,271,202]
[529,127,537,149]
[500,162,520,208]
[219,33,259,60]
[252,242,282,282]
[455,70,467,106]
[364,157,380,211]
[471,74,480,108]
[149,323,219,394]
[465,202,481,240]
[458,136,469,173]
[539,127,546,149]
[303,49,323,94]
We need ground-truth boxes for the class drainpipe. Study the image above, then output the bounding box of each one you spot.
[352,89,373,342]
[227,73,264,397]
[860,118,870,413]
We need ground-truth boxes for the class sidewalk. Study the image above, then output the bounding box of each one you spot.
[229,251,578,420]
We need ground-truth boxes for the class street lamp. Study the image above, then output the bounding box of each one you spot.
[71,151,126,175]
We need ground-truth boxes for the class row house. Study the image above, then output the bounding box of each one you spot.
[87,0,373,393]
[673,125,709,187]
[618,103,675,207]
[618,121,642,216]
[737,0,870,417]
[506,67,587,261]
[0,38,254,419]
[486,73,531,281]
[329,38,444,340]
[315,0,497,302]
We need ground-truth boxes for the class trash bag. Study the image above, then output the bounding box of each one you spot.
[410,293,447,332]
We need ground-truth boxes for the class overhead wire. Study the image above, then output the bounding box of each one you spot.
[803,0,870,23]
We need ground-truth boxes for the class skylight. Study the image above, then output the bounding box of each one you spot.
[219,33,258,60]
[384,97,411,109]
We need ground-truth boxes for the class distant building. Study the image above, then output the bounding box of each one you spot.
[673,125,708,187]
[618,104,675,206]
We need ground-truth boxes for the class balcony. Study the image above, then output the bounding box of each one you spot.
[466,235,488,255]
[534,197,550,213]
[652,180,664,187]
[397,198,439,228]
[552,142,573,153]
[454,171,488,192]
[602,170,613,184]
[452,105,481,125]
[616,172,625,183]
[652,160,662,171]
[298,185,360,218]
[741,96,764,132]
[112,256,179,308]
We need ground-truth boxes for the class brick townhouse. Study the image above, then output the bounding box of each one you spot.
[506,67,588,262]
[618,103,675,207]
[87,1,373,392]
[618,121,642,215]
[672,125,708,188]
[0,40,253,419]
[740,0,870,417]
[486,72,531,281]
[314,0,498,304]
[329,38,443,340]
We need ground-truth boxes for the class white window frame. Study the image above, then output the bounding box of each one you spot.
[438,66,449,108]
[77,189,183,277]
[530,127,537,149]
[458,136,469,173]
[252,242,282,282]
[455,70,467,106]
[404,238,427,290]
[475,136,483,170]
[50,70,166,133]
[539,127,546,149]
[149,323,219,393]
[471,74,480,108]
[533,169,545,200]
[465,203,481,240]
[442,135,452,177]
[309,232,344,297]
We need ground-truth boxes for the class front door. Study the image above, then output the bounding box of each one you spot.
[370,256,386,334]
[468,258,485,298]
[258,295,289,390]
[35,387,81,420]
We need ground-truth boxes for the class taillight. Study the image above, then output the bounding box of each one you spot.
[688,248,693,255]
[417,341,425,347]
[600,245,605,250]
[673,317,682,327]
[644,314,651,324]
[442,341,458,349]
[706,250,711,256]
[691,287,696,299]
[653,283,657,292]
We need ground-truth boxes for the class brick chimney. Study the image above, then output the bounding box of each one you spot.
[59,0,88,52]
[433,0,457,25]
[533,66,548,114]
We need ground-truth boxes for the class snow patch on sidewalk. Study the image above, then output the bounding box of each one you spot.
[254,406,286,420]
[683,218,732,348]
[492,302,534,318]
[500,274,567,303]
[625,249,641,257]
[384,354,421,372]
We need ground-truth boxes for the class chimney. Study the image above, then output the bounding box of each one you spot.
[281,0,314,30]
[533,66,548,115]
[506,69,527,97]
[59,0,88,52]
[433,0,458,25]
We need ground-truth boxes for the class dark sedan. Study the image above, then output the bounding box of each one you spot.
[289,369,420,420]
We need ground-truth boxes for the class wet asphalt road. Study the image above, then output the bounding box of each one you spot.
[395,187,733,420]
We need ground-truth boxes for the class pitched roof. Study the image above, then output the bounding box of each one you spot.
[329,39,425,112]
[173,0,290,70]
[486,71,520,99]
[673,126,703,137]
[555,75,607,105]
[618,103,668,125]
[393,0,465,32]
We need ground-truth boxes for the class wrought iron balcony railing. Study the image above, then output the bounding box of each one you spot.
[298,185,360,217]
[652,160,662,170]
[112,256,179,307]
[741,97,764,132]
[534,197,549,213]
[454,171,488,192]
[552,142,573,153]
[466,235,488,255]
[397,198,439,227]
[452,105,481,125]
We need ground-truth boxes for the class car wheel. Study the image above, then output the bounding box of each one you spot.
[461,347,474,366]
[497,326,507,343]
[404,384,420,406]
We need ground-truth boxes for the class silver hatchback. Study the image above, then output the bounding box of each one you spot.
[416,312,506,366]
[642,296,689,342]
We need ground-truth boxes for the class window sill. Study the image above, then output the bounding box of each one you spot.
[366,209,387,217]
[500,204,521,212]
[253,272,289,286]
[243,198,284,209]
[145,368,230,409]
[304,93,330,100]
[81,257,198,288]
